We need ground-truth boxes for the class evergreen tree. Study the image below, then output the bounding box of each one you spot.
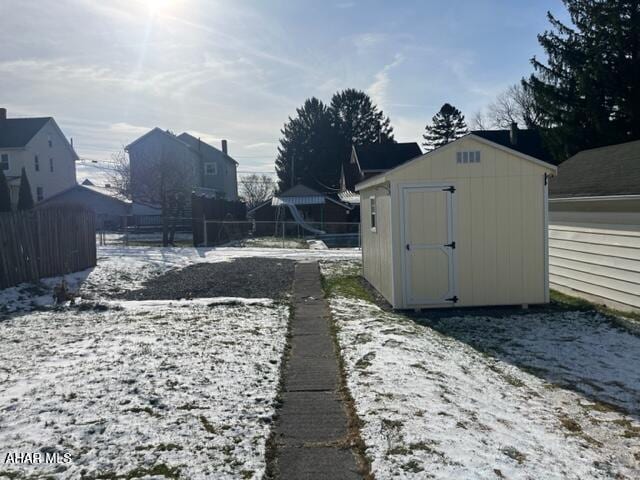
[422,103,468,150]
[524,0,640,161]
[275,98,341,192]
[0,170,11,212]
[17,167,34,211]
[329,89,394,150]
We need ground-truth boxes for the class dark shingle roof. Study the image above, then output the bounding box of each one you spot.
[549,139,640,198]
[472,129,555,165]
[0,117,51,148]
[354,142,422,171]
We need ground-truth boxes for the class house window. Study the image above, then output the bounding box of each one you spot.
[49,158,54,172]
[36,187,43,201]
[35,155,40,171]
[0,154,8,170]
[456,151,481,164]
[370,196,377,232]
[204,163,217,175]
[48,136,52,148]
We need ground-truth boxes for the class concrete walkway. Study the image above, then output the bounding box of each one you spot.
[271,261,362,480]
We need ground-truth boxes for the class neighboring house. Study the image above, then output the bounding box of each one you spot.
[249,184,355,235]
[125,128,238,207]
[548,139,640,313]
[39,183,132,229]
[0,107,78,207]
[357,125,557,309]
[339,142,422,205]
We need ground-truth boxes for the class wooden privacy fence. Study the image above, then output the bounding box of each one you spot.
[0,205,97,289]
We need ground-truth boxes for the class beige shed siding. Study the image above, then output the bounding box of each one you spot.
[549,200,640,312]
[387,136,548,308]
[361,186,394,302]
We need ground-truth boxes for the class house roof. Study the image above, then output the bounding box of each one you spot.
[278,184,323,197]
[472,129,555,165]
[125,127,192,151]
[0,117,51,148]
[549,139,640,199]
[38,184,132,207]
[353,142,422,171]
[177,133,238,165]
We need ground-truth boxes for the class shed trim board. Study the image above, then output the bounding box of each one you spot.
[544,176,550,302]
[355,133,557,192]
[399,182,457,306]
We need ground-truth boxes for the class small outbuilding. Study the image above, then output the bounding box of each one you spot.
[357,126,557,309]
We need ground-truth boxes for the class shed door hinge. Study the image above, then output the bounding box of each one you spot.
[443,186,456,193]
[445,295,459,303]
[445,241,456,249]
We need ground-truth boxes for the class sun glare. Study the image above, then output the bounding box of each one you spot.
[145,0,176,15]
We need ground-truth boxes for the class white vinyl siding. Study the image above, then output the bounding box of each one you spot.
[549,222,640,311]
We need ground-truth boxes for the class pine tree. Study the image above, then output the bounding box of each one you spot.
[275,98,341,192]
[329,89,394,147]
[0,170,11,212]
[17,167,34,211]
[422,103,468,150]
[524,0,640,161]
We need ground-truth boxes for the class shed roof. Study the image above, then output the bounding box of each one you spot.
[0,117,51,148]
[549,139,640,199]
[356,132,557,191]
[353,142,422,171]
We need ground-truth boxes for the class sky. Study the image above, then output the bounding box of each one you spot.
[1,0,569,183]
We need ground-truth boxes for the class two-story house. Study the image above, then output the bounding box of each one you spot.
[126,128,238,206]
[0,108,78,206]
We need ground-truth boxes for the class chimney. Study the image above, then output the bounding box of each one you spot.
[221,139,228,155]
[0,108,6,121]
[70,137,74,148]
[509,122,518,145]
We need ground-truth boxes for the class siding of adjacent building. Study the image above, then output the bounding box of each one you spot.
[549,197,640,312]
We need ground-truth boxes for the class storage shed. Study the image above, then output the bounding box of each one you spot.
[356,127,558,309]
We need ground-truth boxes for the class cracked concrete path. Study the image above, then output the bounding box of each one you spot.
[271,261,362,480]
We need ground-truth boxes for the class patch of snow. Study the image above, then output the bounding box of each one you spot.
[0,300,289,479]
[1,246,360,314]
[321,261,640,480]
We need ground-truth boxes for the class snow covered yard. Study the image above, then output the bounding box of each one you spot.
[321,260,640,480]
[0,299,287,479]
[0,246,360,478]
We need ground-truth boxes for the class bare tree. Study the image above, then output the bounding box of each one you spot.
[470,110,490,130]
[125,145,196,246]
[240,174,275,209]
[108,149,131,196]
[487,83,541,129]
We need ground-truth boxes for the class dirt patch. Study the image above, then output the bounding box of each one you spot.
[121,258,296,300]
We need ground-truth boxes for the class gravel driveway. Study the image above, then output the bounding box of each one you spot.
[122,257,296,301]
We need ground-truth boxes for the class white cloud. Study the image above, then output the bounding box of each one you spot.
[367,53,404,110]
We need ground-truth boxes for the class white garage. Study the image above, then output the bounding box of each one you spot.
[356,127,558,309]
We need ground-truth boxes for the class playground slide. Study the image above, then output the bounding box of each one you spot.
[285,204,326,235]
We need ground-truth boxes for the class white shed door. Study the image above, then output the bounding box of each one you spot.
[402,185,456,305]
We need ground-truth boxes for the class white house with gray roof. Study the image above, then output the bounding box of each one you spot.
[0,107,78,207]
